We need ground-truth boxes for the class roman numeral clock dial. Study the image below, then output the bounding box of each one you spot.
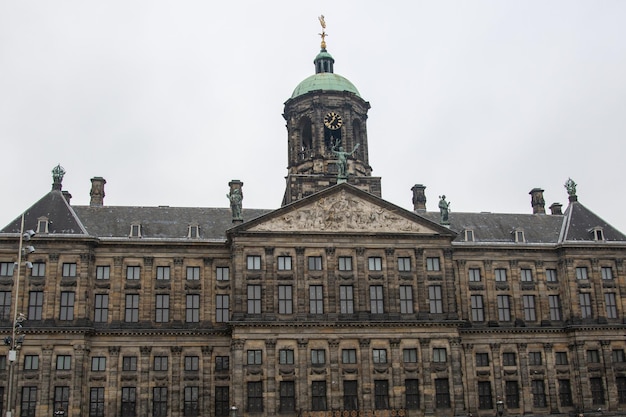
[324,112,343,130]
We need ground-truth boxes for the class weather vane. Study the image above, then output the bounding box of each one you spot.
[318,15,327,50]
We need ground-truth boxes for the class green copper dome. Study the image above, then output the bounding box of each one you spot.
[291,73,361,99]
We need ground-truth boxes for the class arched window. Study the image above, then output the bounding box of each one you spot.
[299,117,313,159]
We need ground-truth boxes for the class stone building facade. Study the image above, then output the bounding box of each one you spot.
[1,31,626,417]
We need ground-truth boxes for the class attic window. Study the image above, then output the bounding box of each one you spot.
[36,217,49,234]
[188,224,200,238]
[129,223,142,238]
[514,229,526,243]
[464,229,475,242]
[591,227,604,241]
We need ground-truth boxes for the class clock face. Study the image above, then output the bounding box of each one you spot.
[324,112,343,130]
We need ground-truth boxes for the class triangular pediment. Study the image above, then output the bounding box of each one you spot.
[242,184,453,236]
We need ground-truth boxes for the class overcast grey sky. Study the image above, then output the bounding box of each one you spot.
[1,1,625,232]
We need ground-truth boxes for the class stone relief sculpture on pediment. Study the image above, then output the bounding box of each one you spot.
[250,190,435,233]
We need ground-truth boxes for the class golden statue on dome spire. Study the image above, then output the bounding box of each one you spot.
[318,15,327,50]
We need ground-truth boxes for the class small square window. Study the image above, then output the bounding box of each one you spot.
[433,348,447,363]
[465,229,475,242]
[555,352,568,365]
[122,356,138,371]
[37,218,49,234]
[216,267,229,281]
[185,356,199,371]
[475,353,489,367]
[96,266,110,280]
[495,268,507,282]
[31,262,46,277]
[342,349,357,364]
[91,357,106,371]
[308,256,323,271]
[279,349,294,365]
[601,267,613,280]
[247,256,261,270]
[576,267,589,280]
[468,268,481,282]
[187,224,200,238]
[311,349,326,365]
[398,257,411,272]
[130,224,142,238]
[153,356,168,371]
[215,356,229,371]
[515,230,525,243]
[426,257,440,272]
[502,352,516,366]
[368,257,382,271]
[546,269,558,282]
[403,348,418,363]
[0,262,14,277]
[24,355,39,370]
[247,350,262,365]
[186,266,200,281]
[62,263,77,278]
[613,350,626,363]
[277,256,292,271]
[520,269,533,282]
[529,352,542,366]
[587,350,600,363]
[373,349,387,364]
[338,257,353,271]
[126,266,141,280]
[56,355,71,370]
[156,266,170,280]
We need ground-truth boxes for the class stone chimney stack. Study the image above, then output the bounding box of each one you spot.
[62,191,72,204]
[411,184,427,212]
[549,202,563,215]
[90,177,106,207]
[529,188,545,214]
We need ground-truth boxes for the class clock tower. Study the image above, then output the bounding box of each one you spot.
[281,17,381,206]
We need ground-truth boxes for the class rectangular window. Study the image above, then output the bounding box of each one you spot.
[216,267,229,281]
[279,349,294,365]
[497,295,511,322]
[338,256,353,271]
[505,380,519,408]
[125,294,139,322]
[478,381,493,409]
[342,349,357,364]
[153,356,168,371]
[121,387,136,417]
[340,285,354,314]
[247,350,262,365]
[468,268,481,282]
[520,268,533,282]
[555,352,568,365]
[122,356,137,371]
[59,292,75,320]
[308,256,323,271]
[311,349,326,365]
[56,355,71,370]
[495,268,507,282]
[31,262,45,277]
[368,257,382,271]
[373,349,387,364]
[405,379,420,409]
[89,387,105,417]
[426,257,440,271]
[186,294,200,323]
[216,294,229,322]
[433,348,447,363]
[215,386,229,417]
[399,285,414,314]
[96,265,109,280]
[0,262,15,277]
[309,285,323,314]
[311,381,327,411]
[91,356,106,371]
[247,381,263,413]
[153,387,168,417]
[28,291,44,320]
[580,293,592,318]
[156,266,170,280]
[24,355,39,370]
[613,349,626,363]
[529,351,542,366]
[587,349,600,363]
[215,356,229,371]
[605,293,618,319]
[601,266,614,280]
[590,377,605,405]
[185,356,199,371]
[502,352,517,366]
[435,378,450,408]
[277,256,292,271]
[278,285,293,314]
[126,266,140,280]
[403,348,418,363]
[0,291,10,321]
[532,380,547,407]
[398,257,411,272]
[370,285,384,314]
[546,268,558,282]
[247,285,261,314]
[523,295,536,321]
[94,294,109,323]
[279,381,295,412]
[247,255,261,270]
[21,387,37,417]
[374,380,389,410]
[155,294,170,323]
[62,263,77,277]
[576,266,589,280]
[429,285,443,314]
[475,352,489,367]
[549,295,562,321]
[186,266,200,281]
[470,295,484,322]
[343,380,358,410]
[183,386,199,417]
[558,379,573,407]
[617,377,626,404]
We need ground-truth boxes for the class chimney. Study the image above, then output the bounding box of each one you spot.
[529,188,545,214]
[62,191,72,204]
[411,184,427,212]
[90,177,106,207]
[549,202,563,215]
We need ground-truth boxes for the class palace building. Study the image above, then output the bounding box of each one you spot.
[2,20,626,417]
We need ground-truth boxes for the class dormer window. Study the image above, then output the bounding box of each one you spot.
[591,227,604,241]
[187,224,200,238]
[130,223,142,238]
[36,217,49,234]
[464,229,475,242]
[514,229,525,243]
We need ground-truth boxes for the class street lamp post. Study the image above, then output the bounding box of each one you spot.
[4,213,35,417]
[496,398,504,417]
